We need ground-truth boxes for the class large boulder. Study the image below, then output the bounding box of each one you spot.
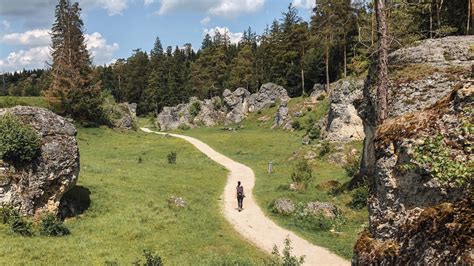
[114,103,138,130]
[224,87,250,124]
[354,36,474,264]
[247,83,289,112]
[323,78,365,142]
[0,106,80,216]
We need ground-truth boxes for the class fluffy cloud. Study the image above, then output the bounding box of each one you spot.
[200,16,211,26]
[1,29,50,47]
[203,26,243,44]
[157,0,265,17]
[292,0,315,9]
[85,32,120,65]
[0,46,50,72]
[82,0,128,16]
[0,30,118,72]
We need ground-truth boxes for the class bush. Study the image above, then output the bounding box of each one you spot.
[293,203,333,232]
[316,95,325,101]
[271,236,305,266]
[141,249,163,266]
[291,160,313,190]
[40,213,70,236]
[269,102,277,108]
[0,204,17,224]
[308,127,321,140]
[318,141,331,157]
[177,124,191,130]
[189,101,201,118]
[292,120,302,131]
[0,113,41,166]
[344,155,360,178]
[349,186,369,210]
[9,213,33,236]
[167,151,177,164]
[0,97,28,108]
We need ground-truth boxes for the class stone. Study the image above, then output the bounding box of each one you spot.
[302,136,311,145]
[310,83,326,103]
[323,78,365,142]
[273,100,289,127]
[273,198,295,215]
[247,83,289,112]
[0,106,79,216]
[167,195,187,208]
[306,201,339,219]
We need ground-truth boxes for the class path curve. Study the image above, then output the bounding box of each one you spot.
[141,128,349,266]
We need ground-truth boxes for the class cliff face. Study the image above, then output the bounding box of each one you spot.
[354,36,473,264]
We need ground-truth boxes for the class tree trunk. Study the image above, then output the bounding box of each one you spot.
[301,67,305,95]
[325,35,330,93]
[375,0,389,125]
[343,39,347,78]
[468,0,472,34]
[429,3,433,38]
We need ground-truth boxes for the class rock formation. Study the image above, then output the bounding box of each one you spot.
[0,106,80,216]
[156,83,289,131]
[323,78,365,142]
[353,36,473,264]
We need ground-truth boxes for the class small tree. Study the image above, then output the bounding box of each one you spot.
[167,151,177,164]
[291,160,313,190]
[271,236,305,266]
[40,213,70,237]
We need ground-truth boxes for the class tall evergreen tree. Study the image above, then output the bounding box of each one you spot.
[46,0,104,125]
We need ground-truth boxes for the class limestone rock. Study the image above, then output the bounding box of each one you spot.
[114,102,138,130]
[247,83,289,112]
[273,100,289,127]
[323,78,365,142]
[0,106,79,216]
[273,198,295,215]
[306,201,339,219]
[310,83,326,103]
[168,195,187,208]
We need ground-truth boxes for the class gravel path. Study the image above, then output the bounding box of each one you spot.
[141,128,349,265]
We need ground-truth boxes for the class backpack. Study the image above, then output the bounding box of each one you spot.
[237,186,244,197]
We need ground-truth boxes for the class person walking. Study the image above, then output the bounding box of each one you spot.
[236,181,245,212]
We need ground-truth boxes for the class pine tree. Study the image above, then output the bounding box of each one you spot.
[46,0,104,125]
[228,44,256,91]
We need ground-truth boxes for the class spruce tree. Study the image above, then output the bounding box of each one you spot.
[46,0,104,126]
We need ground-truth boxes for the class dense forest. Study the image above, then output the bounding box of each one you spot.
[1,0,472,119]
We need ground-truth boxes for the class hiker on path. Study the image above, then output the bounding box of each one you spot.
[236,181,245,211]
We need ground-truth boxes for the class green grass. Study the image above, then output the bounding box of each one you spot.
[0,96,49,109]
[174,97,367,259]
[0,128,268,265]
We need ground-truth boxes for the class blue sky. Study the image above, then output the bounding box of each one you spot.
[0,0,315,72]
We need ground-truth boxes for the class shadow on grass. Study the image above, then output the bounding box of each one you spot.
[59,186,91,219]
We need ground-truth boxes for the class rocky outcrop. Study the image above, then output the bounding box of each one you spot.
[156,83,289,130]
[310,83,326,103]
[114,103,137,130]
[273,198,295,215]
[323,78,365,142]
[354,36,474,264]
[273,100,293,130]
[0,106,80,216]
[306,201,339,219]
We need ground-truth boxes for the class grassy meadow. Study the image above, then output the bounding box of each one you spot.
[0,127,268,265]
[156,97,368,259]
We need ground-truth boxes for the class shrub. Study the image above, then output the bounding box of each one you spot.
[349,186,369,210]
[141,249,163,266]
[138,156,143,164]
[291,160,313,190]
[167,151,177,164]
[293,203,333,232]
[319,141,331,157]
[189,101,201,118]
[316,94,325,101]
[178,124,191,130]
[292,120,302,131]
[9,213,33,236]
[269,102,277,108]
[0,204,17,224]
[271,236,305,266]
[0,113,41,166]
[40,213,70,237]
[344,155,360,178]
[308,127,321,140]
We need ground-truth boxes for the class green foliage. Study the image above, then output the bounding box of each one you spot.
[0,97,28,108]
[189,101,201,118]
[0,113,41,166]
[292,120,302,131]
[349,186,368,210]
[40,213,70,237]
[138,249,163,266]
[307,127,321,141]
[292,202,333,232]
[290,160,313,190]
[412,135,472,185]
[343,155,360,179]
[167,151,177,164]
[271,236,305,266]
[319,141,331,157]
[177,124,191,130]
[9,213,33,237]
[0,205,17,224]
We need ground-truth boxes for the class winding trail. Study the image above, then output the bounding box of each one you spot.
[141,128,349,266]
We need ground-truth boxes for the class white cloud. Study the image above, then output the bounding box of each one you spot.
[144,0,155,6]
[1,29,50,46]
[0,46,50,72]
[200,16,211,26]
[85,32,120,65]
[0,29,118,72]
[292,0,315,9]
[157,0,265,18]
[203,26,243,44]
[93,0,128,16]
[2,20,11,31]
